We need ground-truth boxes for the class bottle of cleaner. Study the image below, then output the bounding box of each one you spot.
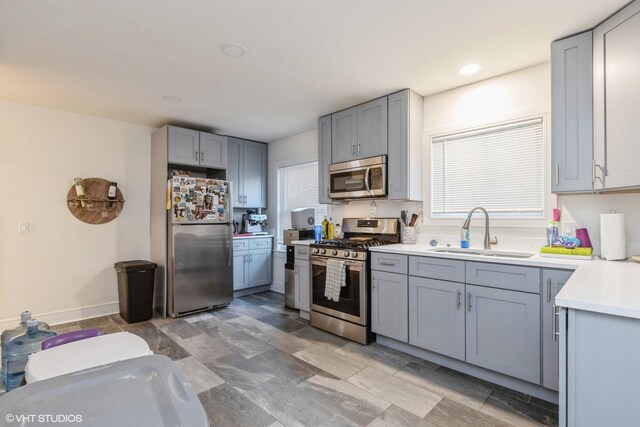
[328,218,335,241]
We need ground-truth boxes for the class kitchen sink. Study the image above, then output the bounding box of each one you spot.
[429,248,535,259]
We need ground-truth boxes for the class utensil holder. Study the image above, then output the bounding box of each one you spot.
[401,226,417,244]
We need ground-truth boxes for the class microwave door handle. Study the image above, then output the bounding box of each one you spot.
[364,167,371,193]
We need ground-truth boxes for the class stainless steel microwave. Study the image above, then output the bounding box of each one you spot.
[328,155,387,199]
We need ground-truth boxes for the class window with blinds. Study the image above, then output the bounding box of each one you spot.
[431,117,544,218]
[277,162,327,245]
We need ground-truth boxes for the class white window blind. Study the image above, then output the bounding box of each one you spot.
[431,117,544,218]
[277,162,327,245]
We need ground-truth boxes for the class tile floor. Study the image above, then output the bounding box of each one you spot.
[50,291,558,426]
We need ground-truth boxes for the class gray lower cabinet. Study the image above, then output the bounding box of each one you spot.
[409,276,465,361]
[560,308,640,427]
[167,126,228,169]
[294,258,310,312]
[551,31,593,193]
[233,252,248,290]
[371,270,408,342]
[233,238,272,290]
[542,269,572,391]
[227,137,267,209]
[466,284,541,384]
[248,249,271,287]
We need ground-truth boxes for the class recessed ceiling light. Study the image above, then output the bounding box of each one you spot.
[458,63,482,75]
[221,42,247,57]
[163,95,183,103]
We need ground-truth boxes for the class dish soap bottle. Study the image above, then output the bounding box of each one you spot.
[328,218,335,241]
[461,228,470,248]
[321,216,329,240]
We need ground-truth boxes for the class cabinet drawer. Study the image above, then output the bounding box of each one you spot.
[371,253,408,274]
[295,245,310,260]
[249,238,272,250]
[233,239,249,252]
[409,256,465,283]
[466,262,540,294]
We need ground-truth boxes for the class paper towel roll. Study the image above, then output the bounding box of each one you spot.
[600,213,626,260]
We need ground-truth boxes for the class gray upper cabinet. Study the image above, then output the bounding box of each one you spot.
[542,269,573,391]
[387,90,424,201]
[318,115,332,204]
[357,97,388,159]
[371,270,408,342]
[168,126,200,166]
[243,141,268,208]
[551,32,594,193]
[227,137,267,209]
[331,107,358,163]
[466,284,541,384]
[199,132,228,169]
[331,97,388,163]
[167,126,228,169]
[409,276,465,361]
[594,1,640,191]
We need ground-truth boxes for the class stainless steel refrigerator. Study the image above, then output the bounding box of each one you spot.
[167,176,233,317]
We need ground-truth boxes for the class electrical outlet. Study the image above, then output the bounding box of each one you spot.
[18,222,29,234]
[562,221,577,237]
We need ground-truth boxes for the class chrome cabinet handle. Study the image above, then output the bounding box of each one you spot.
[244,195,248,204]
[456,290,461,309]
[372,277,376,290]
[352,144,356,156]
[327,188,330,197]
[555,163,559,186]
[552,305,559,342]
[358,141,361,155]
[467,292,472,312]
[547,278,552,302]
[378,261,395,266]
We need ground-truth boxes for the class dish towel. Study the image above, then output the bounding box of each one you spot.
[324,259,347,302]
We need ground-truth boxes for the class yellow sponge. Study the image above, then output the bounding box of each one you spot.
[540,246,592,256]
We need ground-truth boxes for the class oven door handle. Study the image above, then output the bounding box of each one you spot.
[364,167,371,193]
[310,256,364,269]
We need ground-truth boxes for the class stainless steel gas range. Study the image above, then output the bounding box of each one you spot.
[309,218,400,344]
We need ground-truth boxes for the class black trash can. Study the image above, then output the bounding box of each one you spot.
[114,260,157,323]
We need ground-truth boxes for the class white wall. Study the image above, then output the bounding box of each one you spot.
[267,129,318,292]
[0,100,154,329]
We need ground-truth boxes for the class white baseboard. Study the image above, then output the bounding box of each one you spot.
[0,301,119,331]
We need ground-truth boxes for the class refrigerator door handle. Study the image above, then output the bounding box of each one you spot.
[228,224,233,266]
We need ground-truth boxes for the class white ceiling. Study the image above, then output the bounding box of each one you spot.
[0,0,629,142]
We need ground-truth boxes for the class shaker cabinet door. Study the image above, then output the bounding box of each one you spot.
[542,269,573,391]
[168,126,200,166]
[466,285,541,384]
[318,115,332,204]
[331,107,358,163]
[233,253,248,290]
[199,132,228,169]
[551,31,593,193]
[357,97,387,159]
[242,141,267,209]
[227,137,243,206]
[409,277,465,361]
[248,249,271,287]
[295,259,310,312]
[371,270,408,342]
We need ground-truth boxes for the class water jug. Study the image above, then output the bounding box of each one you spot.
[3,319,56,391]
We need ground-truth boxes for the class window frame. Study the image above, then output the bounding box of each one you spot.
[423,110,555,229]
[275,160,326,249]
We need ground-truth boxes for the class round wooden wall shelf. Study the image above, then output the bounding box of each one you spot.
[67,178,125,225]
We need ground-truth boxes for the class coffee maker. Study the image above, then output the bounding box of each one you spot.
[240,211,268,235]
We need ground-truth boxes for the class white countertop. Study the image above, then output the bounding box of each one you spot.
[233,234,273,239]
[370,244,640,319]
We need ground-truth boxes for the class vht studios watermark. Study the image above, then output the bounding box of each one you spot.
[5,413,83,424]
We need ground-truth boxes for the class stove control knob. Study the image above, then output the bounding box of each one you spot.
[320,249,326,255]
[343,251,350,257]
[351,252,358,258]
[331,250,338,256]
[312,248,319,254]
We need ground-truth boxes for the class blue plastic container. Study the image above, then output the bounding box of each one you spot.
[2,319,56,391]
[1,311,50,389]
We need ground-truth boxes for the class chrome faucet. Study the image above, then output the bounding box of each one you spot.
[462,207,498,250]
